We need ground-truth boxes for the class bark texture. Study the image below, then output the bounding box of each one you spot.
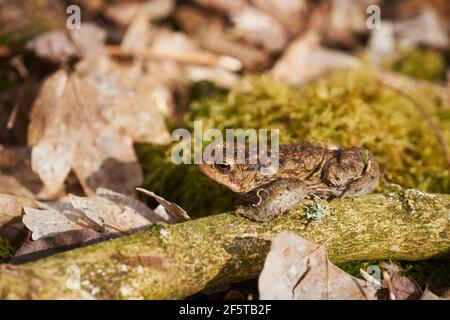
[0,189,449,299]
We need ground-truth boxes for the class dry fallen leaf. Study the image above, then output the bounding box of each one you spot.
[25,30,80,65]
[26,23,107,64]
[229,6,288,52]
[191,0,246,13]
[0,193,36,227]
[251,0,310,35]
[393,9,449,50]
[420,288,450,300]
[259,232,379,300]
[308,0,378,48]
[368,9,449,62]
[121,9,153,51]
[136,187,190,223]
[382,263,422,300]
[17,187,189,259]
[0,146,44,199]
[28,56,171,197]
[69,23,107,57]
[326,0,377,47]
[69,188,165,232]
[0,148,38,244]
[74,0,105,13]
[22,187,186,242]
[104,0,175,27]
[22,197,96,241]
[272,32,361,86]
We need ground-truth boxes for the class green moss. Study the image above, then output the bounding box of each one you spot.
[385,48,448,81]
[338,260,379,277]
[399,260,450,291]
[187,69,450,194]
[0,238,14,263]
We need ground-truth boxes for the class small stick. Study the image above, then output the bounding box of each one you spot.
[105,45,242,72]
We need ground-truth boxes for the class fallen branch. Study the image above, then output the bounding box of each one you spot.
[0,189,449,299]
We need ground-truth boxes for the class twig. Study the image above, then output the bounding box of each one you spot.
[105,45,242,72]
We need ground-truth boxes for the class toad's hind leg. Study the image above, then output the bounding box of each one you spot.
[236,179,307,222]
[339,152,381,198]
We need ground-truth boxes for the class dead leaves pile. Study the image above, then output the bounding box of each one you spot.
[258,232,449,300]
[29,56,170,197]
[24,188,168,240]
[0,188,189,259]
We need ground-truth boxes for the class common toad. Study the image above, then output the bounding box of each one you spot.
[198,142,380,221]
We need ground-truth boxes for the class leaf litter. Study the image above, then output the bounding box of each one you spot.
[22,187,189,240]
[28,56,171,197]
[259,232,380,300]
[15,187,189,258]
[259,232,449,300]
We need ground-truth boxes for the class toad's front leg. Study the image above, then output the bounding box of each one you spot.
[236,179,307,222]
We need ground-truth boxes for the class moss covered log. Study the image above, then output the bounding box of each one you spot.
[0,189,449,299]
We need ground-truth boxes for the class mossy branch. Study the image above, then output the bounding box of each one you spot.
[1,190,449,299]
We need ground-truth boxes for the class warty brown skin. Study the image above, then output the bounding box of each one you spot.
[198,142,380,221]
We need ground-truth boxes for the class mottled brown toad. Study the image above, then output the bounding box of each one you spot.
[198,142,380,221]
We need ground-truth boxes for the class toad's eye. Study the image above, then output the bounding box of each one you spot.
[215,163,232,174]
